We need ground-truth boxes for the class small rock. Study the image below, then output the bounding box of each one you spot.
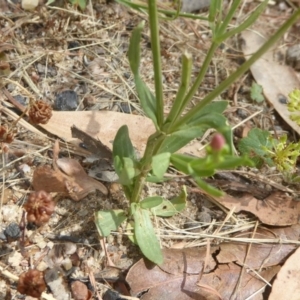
[236,108,249,119]
[0,231,7,240]
[68,41,81,51]
[13,95,27,107]
[197,211,212,224]
[21,0,39,10]
[2,205,19,222]
[4,223,21,241]
[181,0,210,12]
[286,44,300,71]
[54,90,78,111]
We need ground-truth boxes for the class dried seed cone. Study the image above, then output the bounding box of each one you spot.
[24,190,55,225]
[29,100,52,124]
[17,269,46,298]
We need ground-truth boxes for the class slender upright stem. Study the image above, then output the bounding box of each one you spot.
[148,0,164,128]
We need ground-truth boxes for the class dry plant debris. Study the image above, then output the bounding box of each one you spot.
[17,269,47,298]
[24,190,55,226]
[32,140,108,200]
[0,0,300,299]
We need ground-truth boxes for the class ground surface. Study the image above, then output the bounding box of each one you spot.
[0,0,300,299]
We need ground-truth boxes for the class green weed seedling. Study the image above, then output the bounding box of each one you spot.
[238,128,300,182]
[95,0,300,264]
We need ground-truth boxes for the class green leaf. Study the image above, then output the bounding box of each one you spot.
[135,76,158,127]
[140,196,164,209]
[165,52,192,123]
[238,128,273,167]
[170,153,197,174]
[113,125,136,161]
[217,0,268,42]
[151,153,171,179]
[194,177,224,197]
[69,0,86,9]
[134,207,163,264]
[114,156,139,187]
[128,22,158,126]
[187,101,228,123]
[128,21,145,75]
[250,82,264,103]
[152,187,187,217]
[95,210,127,237]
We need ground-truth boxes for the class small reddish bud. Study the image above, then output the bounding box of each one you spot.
[210,133,225,151]
[17,269,46,298]
[24,190,55,226]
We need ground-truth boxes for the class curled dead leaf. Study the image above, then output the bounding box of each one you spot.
[32,140,108,201]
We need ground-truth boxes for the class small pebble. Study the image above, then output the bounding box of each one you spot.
[197,211,212,224]
[21,0,39,10]
[54,90,78,111]
[236,108,249,119]
[13,95,27,107]
[0,231,7,240]
[68,41,80,51]
[2,205,19,222]
[4,223,21,240]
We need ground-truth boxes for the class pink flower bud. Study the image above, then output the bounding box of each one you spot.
[210,133,225,151]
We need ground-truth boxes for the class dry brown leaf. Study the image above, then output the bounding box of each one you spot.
[217,225,300,269]
[41,111,206,157]
[127,247,280,300]
[199,263,280,300]
[208,191,299,226]
[126,248,217,300]
[242,30,300,134]
[32,140,108,200]
[269,246,300,300]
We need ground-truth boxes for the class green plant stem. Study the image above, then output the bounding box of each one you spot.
[115,0,208,20]
[169,8,300,132]
[165,52,192,124]
[148,0,164,128]
[166,41,219,130]
[131,132,165,203]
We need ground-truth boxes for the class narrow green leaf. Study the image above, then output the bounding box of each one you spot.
[186,101,228,124]
[165,52,192,124]
[217,0,242,36]
[95,210,127,237]
[217,0,268,42]
[170,153,197,174]
[151,152,171,179]
[194,177,224,197]
[134,207,163,264]
[140,196,164,209]
[135,76,158,126]
[113,125,136,161]
[128,21,145,75]
[157,126,205,154]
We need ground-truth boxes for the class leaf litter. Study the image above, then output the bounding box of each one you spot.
[1,1,300,299]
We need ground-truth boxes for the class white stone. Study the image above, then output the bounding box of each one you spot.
[21,0,39,10]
